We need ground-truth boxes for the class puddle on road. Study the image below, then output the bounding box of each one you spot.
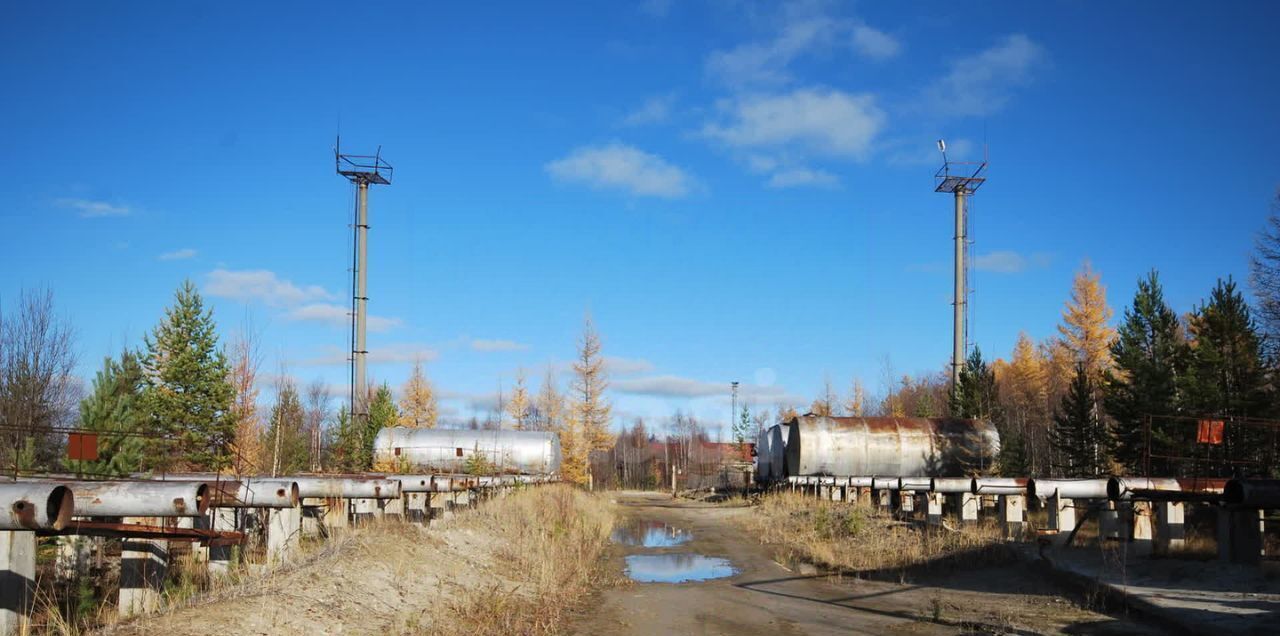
[624,554,737,583]
[611,520,691,547]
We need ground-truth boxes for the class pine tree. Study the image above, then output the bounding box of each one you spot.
[263,378,309,476]
[140,280,235,471]
[1105,271,1188,473]
[326,405,360,472]
[366,383,398,469]
[72,351,147,476]
[1052,364,1110,477]
[506,369,532,430]
[952,348,1003,474]
[1182,278,1272,468]
[397,359,438,428]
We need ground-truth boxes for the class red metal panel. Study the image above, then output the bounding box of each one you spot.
[66,432,99,461]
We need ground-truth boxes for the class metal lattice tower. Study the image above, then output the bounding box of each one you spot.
[335,139,392,425]
[934,142,986,394]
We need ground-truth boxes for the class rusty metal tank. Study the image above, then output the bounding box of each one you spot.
[373,428,561,475]
[770,424,787,479]
[755,429,773,481]
[783,416,1000,477]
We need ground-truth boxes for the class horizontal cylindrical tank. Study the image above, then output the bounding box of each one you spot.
[373,428,561,475]
[0,483,74,530]
[784,416,1000,478]
[68,480,211,517]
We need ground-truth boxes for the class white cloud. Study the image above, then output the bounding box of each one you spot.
[614,374,794,401]
[56,198,130,218]
[704,8,899,86]
[623,94,677,126]
[923,34,1045,117]
[204,269,334,307]
[158,248,197,261]
[767,167,839,189]
[604,356,656,375]
[546,143,694,198]
[851,25,900,60]
[470,338,530,352]
[285,303,402,332]
[300,344,438,367]
[973,250,1052,274]
[702,88,885,159]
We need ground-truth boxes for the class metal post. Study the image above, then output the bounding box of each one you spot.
[952,187,967,390]
[353,180,369,422]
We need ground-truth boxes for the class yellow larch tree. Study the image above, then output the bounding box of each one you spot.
[506,368,532,430]
[1000,332,1052,474]
[1054,262,1117,380]
[397,358,438,428]
[844,377,867,417]
[563,315,613,484]
[227,327,264,474]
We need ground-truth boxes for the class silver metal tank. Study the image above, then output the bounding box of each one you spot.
[373,427,561,475]
[755,429,772,481]
[783,416,1000,477]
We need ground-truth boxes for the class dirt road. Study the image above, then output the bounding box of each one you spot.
[571,492,1158,636]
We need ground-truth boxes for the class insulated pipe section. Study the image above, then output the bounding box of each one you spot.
[971,477,1027,495]
[849,477,874,488]
[292,477,402,499]
[930,477,971,494]
[898,477,931,492]
[231,479,300,508]
[1108,477,1228,501]
[71,480,210,517]
[1224,479,1280,508]
[871,477,897,491]
[0,483,74,530]
[390,476,433,493]
[1028,479,1109,500]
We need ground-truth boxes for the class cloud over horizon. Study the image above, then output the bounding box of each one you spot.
[546,143,694,198]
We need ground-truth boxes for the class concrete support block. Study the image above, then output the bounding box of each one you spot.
[999,495,1025,540]
[857,486,871,507]
[119,517,167,617]
[54,535,92,581]
[1046,495,1076,547]
[382,495,405,519]
[266,506,302,564]
[818,486,830,501]
[208,508,236,575]
[1128,501,1154,556]
[0,530,36,635]
[1154,501,1185,555]
[352,498,378,525]
[1098,501,1120,542]
[1217,507,1265,565]
[455,490,471,508]
[428,492,453,525]
[323,497,349,531]
[301,497,323,537]
[960,493,980,524]
[899,492,915,513]
[406,492,427,523]
[925,493,944,526]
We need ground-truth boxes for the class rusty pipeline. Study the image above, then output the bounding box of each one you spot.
[66,480,211,517]
[970,477,1027,496]
[1027,478,1110,500]
[1224,479,1280,508]
[1107,477,1227,501]
[0,482,74,530]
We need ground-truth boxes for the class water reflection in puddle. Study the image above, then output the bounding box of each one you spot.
[611,521,691,547]
[624,554,737,583]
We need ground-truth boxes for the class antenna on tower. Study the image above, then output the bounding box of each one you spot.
[335,139,393,427]
[934,140,986,399]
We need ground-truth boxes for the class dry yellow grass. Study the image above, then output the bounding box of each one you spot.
[744,492,1011,577]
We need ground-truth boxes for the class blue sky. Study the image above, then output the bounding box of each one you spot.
[3,1,1279,434]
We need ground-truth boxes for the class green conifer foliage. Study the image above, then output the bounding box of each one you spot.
[1052,363,1110,477]
[1105,271,1188,474]
[262,379,310,476]
[140,281,234,470]
[72,351,147,476]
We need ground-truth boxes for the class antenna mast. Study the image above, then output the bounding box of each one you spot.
[934,141,986,399]
[335,139,393,428]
